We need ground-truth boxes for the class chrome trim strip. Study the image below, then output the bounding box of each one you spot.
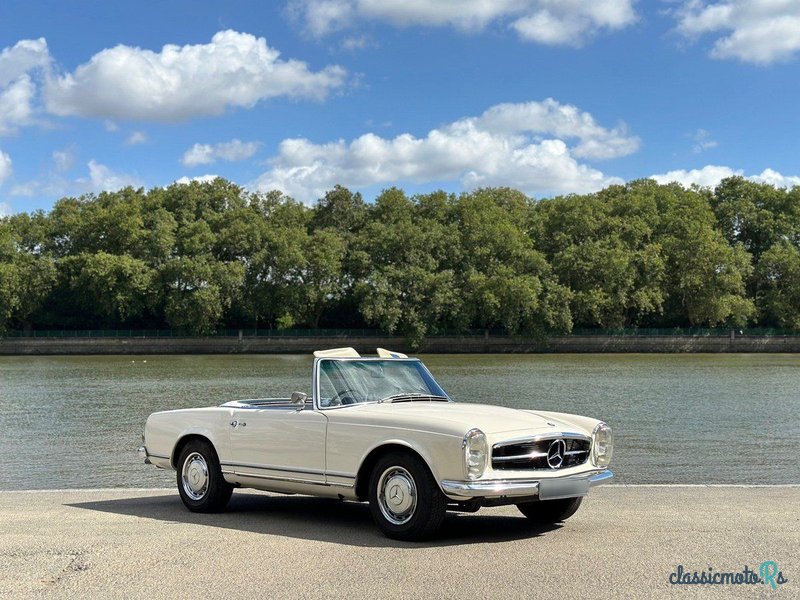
[220,461,326,476]
[441,469,613,499]
[493,432,591,449]
[222,470,354,489]
[325,470,356,480]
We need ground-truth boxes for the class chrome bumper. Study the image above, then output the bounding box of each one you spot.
[441,469,613,499]
[138,445,151,465]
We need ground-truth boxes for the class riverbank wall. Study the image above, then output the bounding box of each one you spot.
[3,332,800,354]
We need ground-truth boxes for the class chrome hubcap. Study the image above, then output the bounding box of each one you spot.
[377,466,417,525]
[181,452,209,501]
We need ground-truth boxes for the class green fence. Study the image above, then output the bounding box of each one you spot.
[570,327,800,337]
[4,327,800,339]
[3,328,386,339]
[569,327,796,337]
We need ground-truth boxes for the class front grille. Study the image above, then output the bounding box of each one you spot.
[492,437,590,471]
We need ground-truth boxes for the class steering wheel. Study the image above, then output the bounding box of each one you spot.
[331,388,358,405]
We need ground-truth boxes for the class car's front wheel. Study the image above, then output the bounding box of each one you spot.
[517,496,583,524]
[368,451,446,541]
[176,439,233,513]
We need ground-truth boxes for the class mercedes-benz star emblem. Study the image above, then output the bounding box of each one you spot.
[546,438,566,469]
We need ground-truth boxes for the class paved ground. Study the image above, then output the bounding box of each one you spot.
[0,486,797,599]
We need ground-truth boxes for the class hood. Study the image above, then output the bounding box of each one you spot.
[347,401,583,438]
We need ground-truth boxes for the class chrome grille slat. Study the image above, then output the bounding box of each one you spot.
[492,436,591,471]
[492,451,548,462]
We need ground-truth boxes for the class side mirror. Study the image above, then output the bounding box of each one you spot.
[291,391,308,408]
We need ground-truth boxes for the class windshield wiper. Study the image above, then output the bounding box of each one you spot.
[379,393,449,404]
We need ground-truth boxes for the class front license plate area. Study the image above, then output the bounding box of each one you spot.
[538,478,589,501]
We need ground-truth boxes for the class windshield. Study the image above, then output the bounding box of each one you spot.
[317,359,449,407]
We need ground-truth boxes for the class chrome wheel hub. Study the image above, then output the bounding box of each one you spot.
[181,452,209,501]
[377,466,417,525]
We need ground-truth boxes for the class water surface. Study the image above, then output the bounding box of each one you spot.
[0,354,797,489]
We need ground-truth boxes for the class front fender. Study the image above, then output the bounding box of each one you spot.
[349,432,465,495]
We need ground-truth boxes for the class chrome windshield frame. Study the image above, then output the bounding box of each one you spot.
[312,357,451,411]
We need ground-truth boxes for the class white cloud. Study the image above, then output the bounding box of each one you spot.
[44,30,347,122]
[691,128,718,153]
[510,0,638,46]
[80,160,143,192]
[11,159,142,199]
[9,181,46,197]
[0,38,50,87]
[9,175,71,198]
[0,75,36,135]
[340,35,374,51]
[650,165,800,188]
[252,99,636,202]
[174,174,220,185]
[0,201,11,217]
[181,139,261,167]
[291,0,637,45]
[0,149,11,183]
[52,146,77,172]
[181,145,215,167]
[675,1,800,64]
[0,38,50,135]
[750,168,800,188]
[125,131,148,146]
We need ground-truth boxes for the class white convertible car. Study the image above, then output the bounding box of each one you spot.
[139,348,614,540]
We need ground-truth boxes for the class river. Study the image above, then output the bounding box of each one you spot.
[1,353,797,489]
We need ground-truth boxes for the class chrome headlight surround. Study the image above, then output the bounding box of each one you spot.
[591,422,613,468]
[462,428,488,480]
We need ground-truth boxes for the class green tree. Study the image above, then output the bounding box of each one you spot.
[533,182,664,328]
[60,252,154,325]
[312,185,367,236]
[711,177,800,260]
[0,216,57,332]
[656,183,754,326]
[354,188,462,345]
[455,188,572,334]
[242,193,309,328]
[292,229,347,328]
[159,257,244,334]
[755,241,800,328]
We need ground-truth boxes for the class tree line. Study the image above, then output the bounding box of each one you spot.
[2,177,800,344]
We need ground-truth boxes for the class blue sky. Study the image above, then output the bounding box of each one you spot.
[1,0,799,214]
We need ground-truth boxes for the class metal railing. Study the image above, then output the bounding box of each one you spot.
[569,327,800,337]
[3,327,799,339]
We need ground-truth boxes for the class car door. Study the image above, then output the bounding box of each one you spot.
[226,405,328,484]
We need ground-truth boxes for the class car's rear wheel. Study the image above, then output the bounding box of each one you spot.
[176,439,233,513]
[516,496,583,524]
[368,451,446,541]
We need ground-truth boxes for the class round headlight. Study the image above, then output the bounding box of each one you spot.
[463,428,488,480]
[592,422,613,468]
